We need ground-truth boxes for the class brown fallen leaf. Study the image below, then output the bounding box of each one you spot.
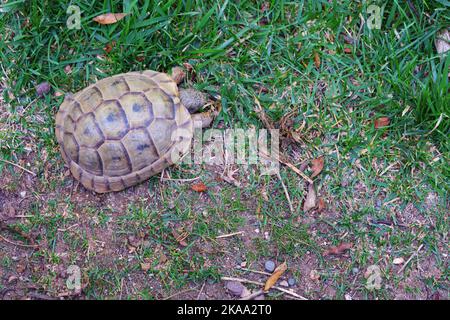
[264,261,287,292]
[318,198,326,212]
[303,183,317,212]
[314,52,321,68]
[104,41,116,54]
[191,181,207,192]
[311,156,324,178]
[374,117,390,129]
[323,243,353,256]
[93,13,127,25]
[140,262,151,272]
[172,229,188,247]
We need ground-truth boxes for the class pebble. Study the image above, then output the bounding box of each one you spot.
[288,278,296,286]
[225,281,244,296]
[352,267,359,274]
[19,191,26,198]
[264,260,276,273]
[279,280,289,287]
[36,82,51,97]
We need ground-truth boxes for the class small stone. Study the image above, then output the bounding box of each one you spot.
[352,267,359,274]
[240,261,247,268]
[36,82,51,97]
[254,228,260,234]
[264,260,276,273]
[19,191,26,198]
[279,280,289,287]
[393,257,405,265]
[225,281,244,296]
[345,293,352,300]
[288,278,296,286]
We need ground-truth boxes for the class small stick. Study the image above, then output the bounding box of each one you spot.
[161,177,201,182]
[277,172,294,213]
[398,244,424,274]
[240,289,264,300]
[221,276,307,300]
[0,234,38,248]
[196,282,206,300]
[0,158,36,176]
[237,267,271,276]
[260,150,313,184]
[163,287,198,300]
[216,231,244,239]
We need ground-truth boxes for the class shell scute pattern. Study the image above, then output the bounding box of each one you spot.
[55,71,194,193]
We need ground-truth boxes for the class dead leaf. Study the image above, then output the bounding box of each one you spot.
[93,13,127,25]
[264,261,287,292]
[171,66,185,84]
[172,229,188,247]
[374,117,390,129]
[104,41,116,54]
[435,29,450,55]
[323,243,353,256]
[303,183,317,212]
[191,181,207,192]
[314,52,321,68]
[311,156,324,178]
[254,97,276,129]
[318,198,326,212]
[393,257,405,265]
[140,262,151,271]
[183,62,193,72]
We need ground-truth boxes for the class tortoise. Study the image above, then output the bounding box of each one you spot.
[55,68,215,193]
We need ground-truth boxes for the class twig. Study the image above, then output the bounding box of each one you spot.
[240,289,264,300]
[277,172,294,213]
[196,282,206,300]
[0,234,38,248]
[406,0,420,19]
[237,267,271,276]
[0,158,36,176]
[163,287,198,300]
[161,177,201,183]
[221,276,307,300]
[260,150,313,184]
[216,231,244,239]
[398,244,424,274]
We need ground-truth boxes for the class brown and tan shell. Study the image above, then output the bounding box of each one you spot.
[55,70,193,193]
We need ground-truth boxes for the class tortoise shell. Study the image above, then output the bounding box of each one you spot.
[55,70,193,193]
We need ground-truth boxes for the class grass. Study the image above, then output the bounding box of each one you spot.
[0,0,449,300]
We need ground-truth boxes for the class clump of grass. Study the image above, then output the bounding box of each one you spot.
[415,55,449,139]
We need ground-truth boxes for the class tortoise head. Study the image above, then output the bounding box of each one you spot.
[170,66,207,114]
